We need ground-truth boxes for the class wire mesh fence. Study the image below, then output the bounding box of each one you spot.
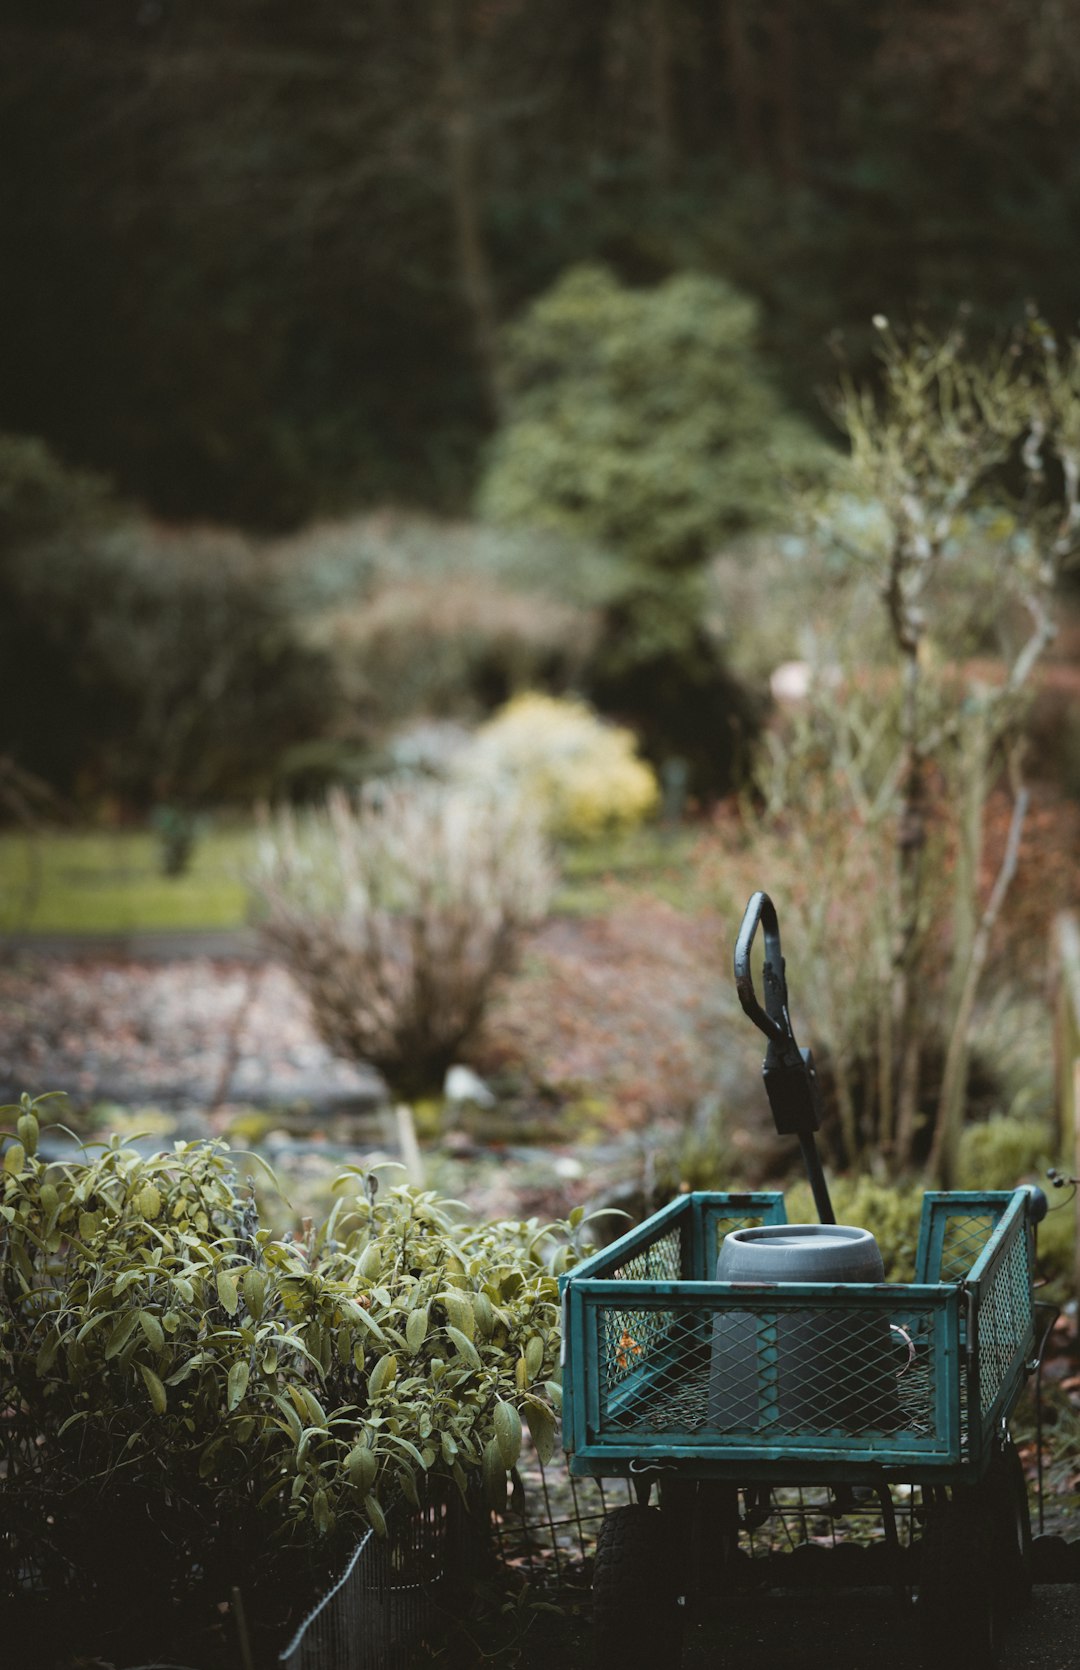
[489,1438,922,1585]
[265,1414,1061,1668]
[273,1431,632,1669]
[278,1490,472,1670]
[489,1435,633,1589]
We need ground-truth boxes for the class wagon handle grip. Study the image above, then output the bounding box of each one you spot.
[734,889,790,1047]
[734,890,836,1225]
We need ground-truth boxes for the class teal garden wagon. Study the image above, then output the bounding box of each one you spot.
[559,896,1045,1669]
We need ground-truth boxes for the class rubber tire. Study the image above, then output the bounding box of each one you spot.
[658,1477,740,1598]
[918,1492,1001,1670]
[593,1506,683,1670]
[986,1438,1033,1614]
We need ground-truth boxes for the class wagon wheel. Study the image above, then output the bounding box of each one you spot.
[659,1477,742,1598]
[593,1505,683,1670]
[917,1490,1001,1670]
[918,1437,1030,1670]
[985,1436,1033,1613]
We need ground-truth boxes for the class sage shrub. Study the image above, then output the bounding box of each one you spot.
[1,1097,568,1621]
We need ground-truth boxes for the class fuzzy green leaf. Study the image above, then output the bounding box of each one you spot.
[446,1326,481,1370]
[442,1291,475,1341]
[104,1312,140,1361]
[139,1362,168,1415]
[348,1302,387,1343]
[472,1293,494,1339]
[493,1399,522,1470]
[524,1335,544,1382]
[405,1304,429,1354]
[346,1443,377,1494]
[524,1399,557,1465]
[137,1184,162,1220]
[482,1439,508,1512]
[300,1387,328,1427]
[216,1269,239,1315]
[227,1360,250,1411]
[240,1267,265,1319]
[34,1332,61,1376]
[139,1310,164,1353]
[368,1352,398,1399]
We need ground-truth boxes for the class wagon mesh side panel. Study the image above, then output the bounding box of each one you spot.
[712,1215,773,1267]
[600,1227,682,1401]
[976,1219,1031,1419]
[570,1191,1033,1473]
[938,1214,997,1281]
[597,1300,944,1445]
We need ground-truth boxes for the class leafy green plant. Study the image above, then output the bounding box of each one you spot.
[150,804,201,877]
[251,782,555,1098]
[1,1096,574,1640]
[0,432,113,546]
[957,1115,1056,1192]
[0,437,338,808]
[269,514,621,769]
[303,571,597,733]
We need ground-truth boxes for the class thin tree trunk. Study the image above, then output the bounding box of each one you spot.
[928,773,1029,1186]
[722,0,764,170]
[766,0,801,185]
[877,982,894,1155]
[949,726,987,1011]
[650,0,675,183]
[892,643,928,1166]
[435,0,505,423]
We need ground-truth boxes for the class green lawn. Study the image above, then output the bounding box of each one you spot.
[553,824,701,914]
[0,821,703,935]
[0,826,257,934]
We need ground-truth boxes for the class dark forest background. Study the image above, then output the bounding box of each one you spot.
[5,0,1080,529]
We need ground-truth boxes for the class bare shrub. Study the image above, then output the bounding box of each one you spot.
[706,323,1080,1184]
[304,572,597,725]
[251,783,554,1098]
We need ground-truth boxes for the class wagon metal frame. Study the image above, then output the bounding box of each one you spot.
[560,1184,1037,1490]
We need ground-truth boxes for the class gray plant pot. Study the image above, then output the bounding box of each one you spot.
[709,1224,901,1434]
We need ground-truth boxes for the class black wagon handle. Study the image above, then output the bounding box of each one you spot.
[734,889,836,1226]
[733,890,790,1047]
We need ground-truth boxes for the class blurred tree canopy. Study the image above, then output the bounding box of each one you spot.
[3,0,1080,528]
[480,264,831,566]
[0,435,337,805]
[478,262,828,785]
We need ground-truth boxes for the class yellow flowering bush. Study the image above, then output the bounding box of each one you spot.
[457,692,659,840]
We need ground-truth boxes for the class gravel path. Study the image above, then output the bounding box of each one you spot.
[0,954,383,1114]
[0,949,634,1225]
